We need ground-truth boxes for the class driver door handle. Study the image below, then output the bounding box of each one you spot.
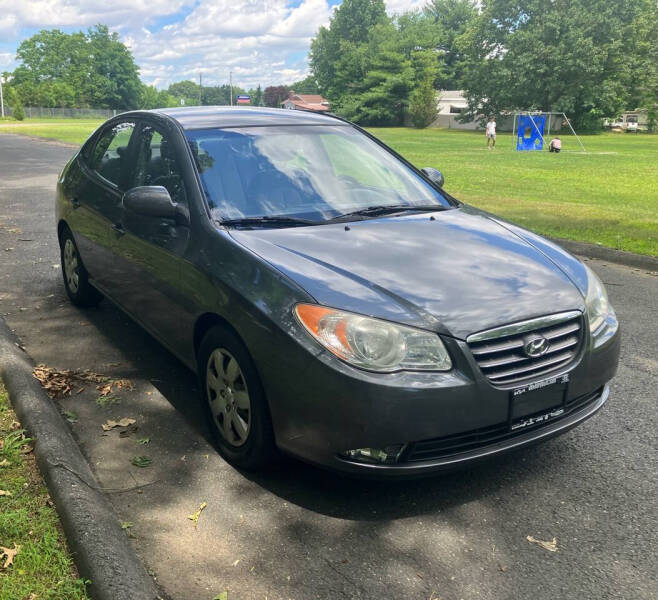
[71,197,80,209]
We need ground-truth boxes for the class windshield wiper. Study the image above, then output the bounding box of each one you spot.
[326,204,448,222]
[220,215,319,228]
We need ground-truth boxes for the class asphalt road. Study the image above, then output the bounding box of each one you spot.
[1,133,656,600]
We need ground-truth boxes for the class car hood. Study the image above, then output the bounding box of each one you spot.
[229,207,586,340]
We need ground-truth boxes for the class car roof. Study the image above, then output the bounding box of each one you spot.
[151,106,345,130]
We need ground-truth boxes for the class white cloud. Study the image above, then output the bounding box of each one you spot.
[0,0,427,89]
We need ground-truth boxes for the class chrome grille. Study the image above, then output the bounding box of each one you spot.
[466,311,584,386]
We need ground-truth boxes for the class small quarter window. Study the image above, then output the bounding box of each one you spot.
[90,121,136,187]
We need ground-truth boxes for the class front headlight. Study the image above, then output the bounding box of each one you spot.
[294,304,452,372]
[584,265,618,346]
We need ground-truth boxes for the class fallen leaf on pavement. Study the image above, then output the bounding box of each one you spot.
[97,378,134,396]
[102,418,136,431]
[231,559,240,567]
[33,365,111,399]
[96,395,120,407]
[212,593,228,600]
[63,411,78,424]
[526,535,558,552]
[131,455,152,468]
[188,502,207,528]
[122,522,136,539]
[119,425,139,438]
[0,544,20,568]
[137,437,150,445]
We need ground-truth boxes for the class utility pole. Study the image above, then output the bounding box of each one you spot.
[229,72,233,106]
[199,73,202,106]
[0,76,4,119]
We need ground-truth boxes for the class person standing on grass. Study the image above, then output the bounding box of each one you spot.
[486,116,496,150]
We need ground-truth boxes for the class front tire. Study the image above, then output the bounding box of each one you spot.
[198,325,276,470]
[59,227,103,307]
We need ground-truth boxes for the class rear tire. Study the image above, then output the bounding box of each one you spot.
[59,227,103,307]
[198,324,276,470]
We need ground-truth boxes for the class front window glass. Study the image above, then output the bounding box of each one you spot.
[133,125,187,205]
[90,121,136,187]
[185,125,450,222]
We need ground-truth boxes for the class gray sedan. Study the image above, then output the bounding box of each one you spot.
[55,107,620,476]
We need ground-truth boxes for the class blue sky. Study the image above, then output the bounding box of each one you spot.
[0,0,422,90]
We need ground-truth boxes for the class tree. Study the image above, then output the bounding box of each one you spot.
[409,77,438,127]
[12,98,25,121]
[248,85,264,106]
[168,80,200,106]
[140,85,177,109]
[423,0,477,89]
[85,25,142,109]
[10,25,142,109]
[264,85,289,107]
[310,0,388,100]
[337,23,416,125]
[458,0,658,129]
[289,76,320,94]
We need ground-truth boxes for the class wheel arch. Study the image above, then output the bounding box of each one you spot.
[57,219,70,244]
[193,312,246,364]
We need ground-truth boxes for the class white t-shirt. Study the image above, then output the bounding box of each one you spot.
[486,121,496,135]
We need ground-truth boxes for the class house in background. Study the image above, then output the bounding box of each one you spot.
[431,90,479,129]
[281,91,330,112]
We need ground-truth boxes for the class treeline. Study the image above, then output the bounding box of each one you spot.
[311,0,474,126]
[310,0,658,129]
[2,25,325,117]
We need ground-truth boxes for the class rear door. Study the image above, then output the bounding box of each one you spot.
[73,120,137,289]
[111,119,193,356]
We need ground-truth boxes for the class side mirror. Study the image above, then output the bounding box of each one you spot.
[122,186,189,226]
[421,167,444,188]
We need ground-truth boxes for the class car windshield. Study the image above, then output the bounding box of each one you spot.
[185,125,451,224]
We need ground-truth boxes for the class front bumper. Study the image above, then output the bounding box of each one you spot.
[258,317,620,478]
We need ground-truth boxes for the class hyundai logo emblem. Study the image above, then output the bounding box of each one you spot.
[524,335,549,358]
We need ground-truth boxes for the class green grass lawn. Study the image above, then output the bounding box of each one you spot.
[0,383,89,600]
[0,118,102,145]
[1,118,655,255]
[370,128,657,256]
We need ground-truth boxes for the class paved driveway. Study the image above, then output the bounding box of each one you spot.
[1,133,656,600]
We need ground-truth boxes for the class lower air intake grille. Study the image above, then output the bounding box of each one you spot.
[404,387,602,462]
[467,311,584,387]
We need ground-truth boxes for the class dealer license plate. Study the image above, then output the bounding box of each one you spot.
[510,373,570,430]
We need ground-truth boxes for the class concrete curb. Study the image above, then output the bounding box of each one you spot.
[551,237,658,272]
[0,317,162,600]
